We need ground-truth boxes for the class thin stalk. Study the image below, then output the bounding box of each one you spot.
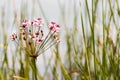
[85,0,97,79]
[41,38,54,50]
[37,31,51,52]
[81,13,91,80]
[38,41,57,55]
[40,32,55,49]
[102,0,106,79]
[31,57,37,80]
[92,0,97,79]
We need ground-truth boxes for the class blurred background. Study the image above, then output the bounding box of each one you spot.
[0,0,120,80]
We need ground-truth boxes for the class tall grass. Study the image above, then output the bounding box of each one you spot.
[0,0,120,80]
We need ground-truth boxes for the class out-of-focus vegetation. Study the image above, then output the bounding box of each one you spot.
[0,0,120,80]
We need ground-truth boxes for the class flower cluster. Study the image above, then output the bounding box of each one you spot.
[10,18,60,58]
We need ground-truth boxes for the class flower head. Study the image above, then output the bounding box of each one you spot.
[31,18,44,27]
[49,22,60,33]
[10,18,60,58]
[22,20,31,28]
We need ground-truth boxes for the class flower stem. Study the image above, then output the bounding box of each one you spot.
[31,57,37,80]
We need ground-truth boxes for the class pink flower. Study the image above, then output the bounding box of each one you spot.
[48,22,60,32]
[10,33,17,41]
[22,20,31,28]
[31,18,44,27]
[37,38,43,43]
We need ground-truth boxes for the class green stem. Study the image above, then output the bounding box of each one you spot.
[81,14,91,80]
[31,57,37,80]
[92,0,97,79]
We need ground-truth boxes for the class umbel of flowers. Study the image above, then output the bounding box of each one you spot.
[10,18,60,80]
[10,18,60,58]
